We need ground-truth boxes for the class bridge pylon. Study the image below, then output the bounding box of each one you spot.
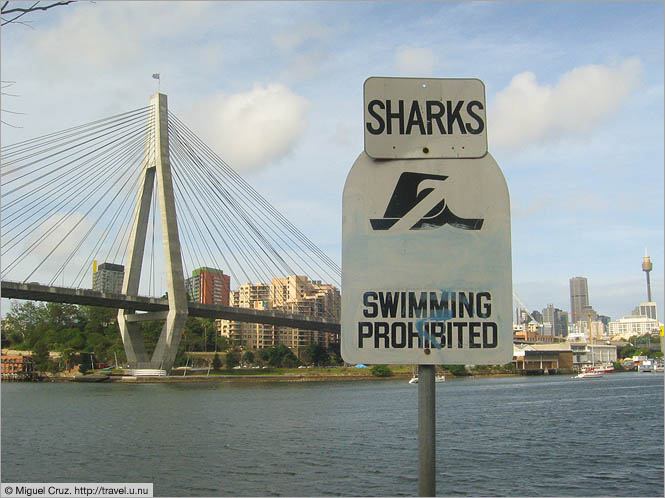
[117,93,188,373]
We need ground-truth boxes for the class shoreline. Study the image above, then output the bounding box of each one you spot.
[33,369,590,384]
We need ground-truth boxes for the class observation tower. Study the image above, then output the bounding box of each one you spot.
[642,248,653,302]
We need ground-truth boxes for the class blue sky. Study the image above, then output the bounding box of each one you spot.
[1,1,663,321]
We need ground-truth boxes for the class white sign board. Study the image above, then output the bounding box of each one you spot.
[363,77,487,159]
[341,152,512,365]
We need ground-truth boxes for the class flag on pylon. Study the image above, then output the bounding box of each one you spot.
[152,73,160,80]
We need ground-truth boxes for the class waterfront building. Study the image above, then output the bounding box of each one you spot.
[219,275,341,352]
[92,261,124,294]
[608,314,663,340]
[568,340,617,368]
[185,267,231,305]
[512,343,573,372]
[1,351,35,380]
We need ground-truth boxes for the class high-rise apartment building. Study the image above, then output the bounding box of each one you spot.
[186,267,231,305]
[92,262,125,294]
[569,277,589,324]
[219,275,341,353]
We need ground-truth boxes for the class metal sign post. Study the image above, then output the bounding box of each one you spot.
[418,365,436,496]
[342,77,512,497]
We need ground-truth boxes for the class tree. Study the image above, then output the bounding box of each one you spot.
[2,1,78,128]
[371,365,393,377]
[443,364,468,376]
[225,350,240,369]
[61,347,76,370]
[217,336,232,352]
[620,344,637,359]
[1,1,75,27]
[300,343,329,366]
[263,344,299,368]
[242,350,255,365]
[3,301,49,347]
[328,352,344,366]
[32,340,50,371]
[212,352,222,371]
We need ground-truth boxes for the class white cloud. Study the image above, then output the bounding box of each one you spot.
[490,58,642,150]
[272,22,333,51]
[394,46,437,75]
[25,2,215,75]
[183,84,310,172]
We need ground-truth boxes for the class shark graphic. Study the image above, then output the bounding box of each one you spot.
[370,172,484,231]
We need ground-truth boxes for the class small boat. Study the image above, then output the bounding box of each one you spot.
[637,361,654,373]
[409,375,445,384]
[573,371,604,379]
[593,364,614,374]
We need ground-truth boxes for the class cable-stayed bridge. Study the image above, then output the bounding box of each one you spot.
[1,93,341,372]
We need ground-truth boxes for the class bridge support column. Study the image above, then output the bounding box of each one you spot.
[117,93,188,373]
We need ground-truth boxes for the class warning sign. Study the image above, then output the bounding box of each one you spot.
[363,77,487,159]
[341,152,512,365]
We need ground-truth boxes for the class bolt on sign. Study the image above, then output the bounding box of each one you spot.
[363,77,487,159]
[342,77,512,366]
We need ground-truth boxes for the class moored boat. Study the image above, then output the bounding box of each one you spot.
[408,374,445,384]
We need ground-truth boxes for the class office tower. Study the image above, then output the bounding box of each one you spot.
[569,277,589,324]
[632,302,658,321]
[186,267,231,306]
[542,304,569,337]
[92,261,125,294]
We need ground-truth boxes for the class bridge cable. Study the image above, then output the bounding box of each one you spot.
[1,121,150,246]
[168,115,337,288]
[168,112,340,283]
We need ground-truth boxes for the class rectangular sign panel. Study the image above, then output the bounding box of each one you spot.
[341,152,512,365]
[363,77,487,159]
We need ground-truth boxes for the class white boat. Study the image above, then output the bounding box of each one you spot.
[593,364,614,374]
[408,375,445,384]
[637,360,654,372]
[573,371,604,379]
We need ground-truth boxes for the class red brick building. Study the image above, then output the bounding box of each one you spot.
[186,267,231,305]
[1,351,35,380]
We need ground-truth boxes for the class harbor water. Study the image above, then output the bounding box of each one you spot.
[1,372,663,496]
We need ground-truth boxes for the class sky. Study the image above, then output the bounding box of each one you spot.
[1,1,663,322]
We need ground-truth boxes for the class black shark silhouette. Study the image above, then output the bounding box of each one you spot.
[370,172,484,231]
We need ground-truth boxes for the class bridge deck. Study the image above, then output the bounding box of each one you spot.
[1,281,340,333]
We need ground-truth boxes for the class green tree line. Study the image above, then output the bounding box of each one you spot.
[1,301,343,371]
[1,301,227,370]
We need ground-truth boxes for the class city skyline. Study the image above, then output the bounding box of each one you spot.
[1,1,662,321]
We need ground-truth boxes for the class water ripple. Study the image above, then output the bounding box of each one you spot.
[1,373,662,496]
